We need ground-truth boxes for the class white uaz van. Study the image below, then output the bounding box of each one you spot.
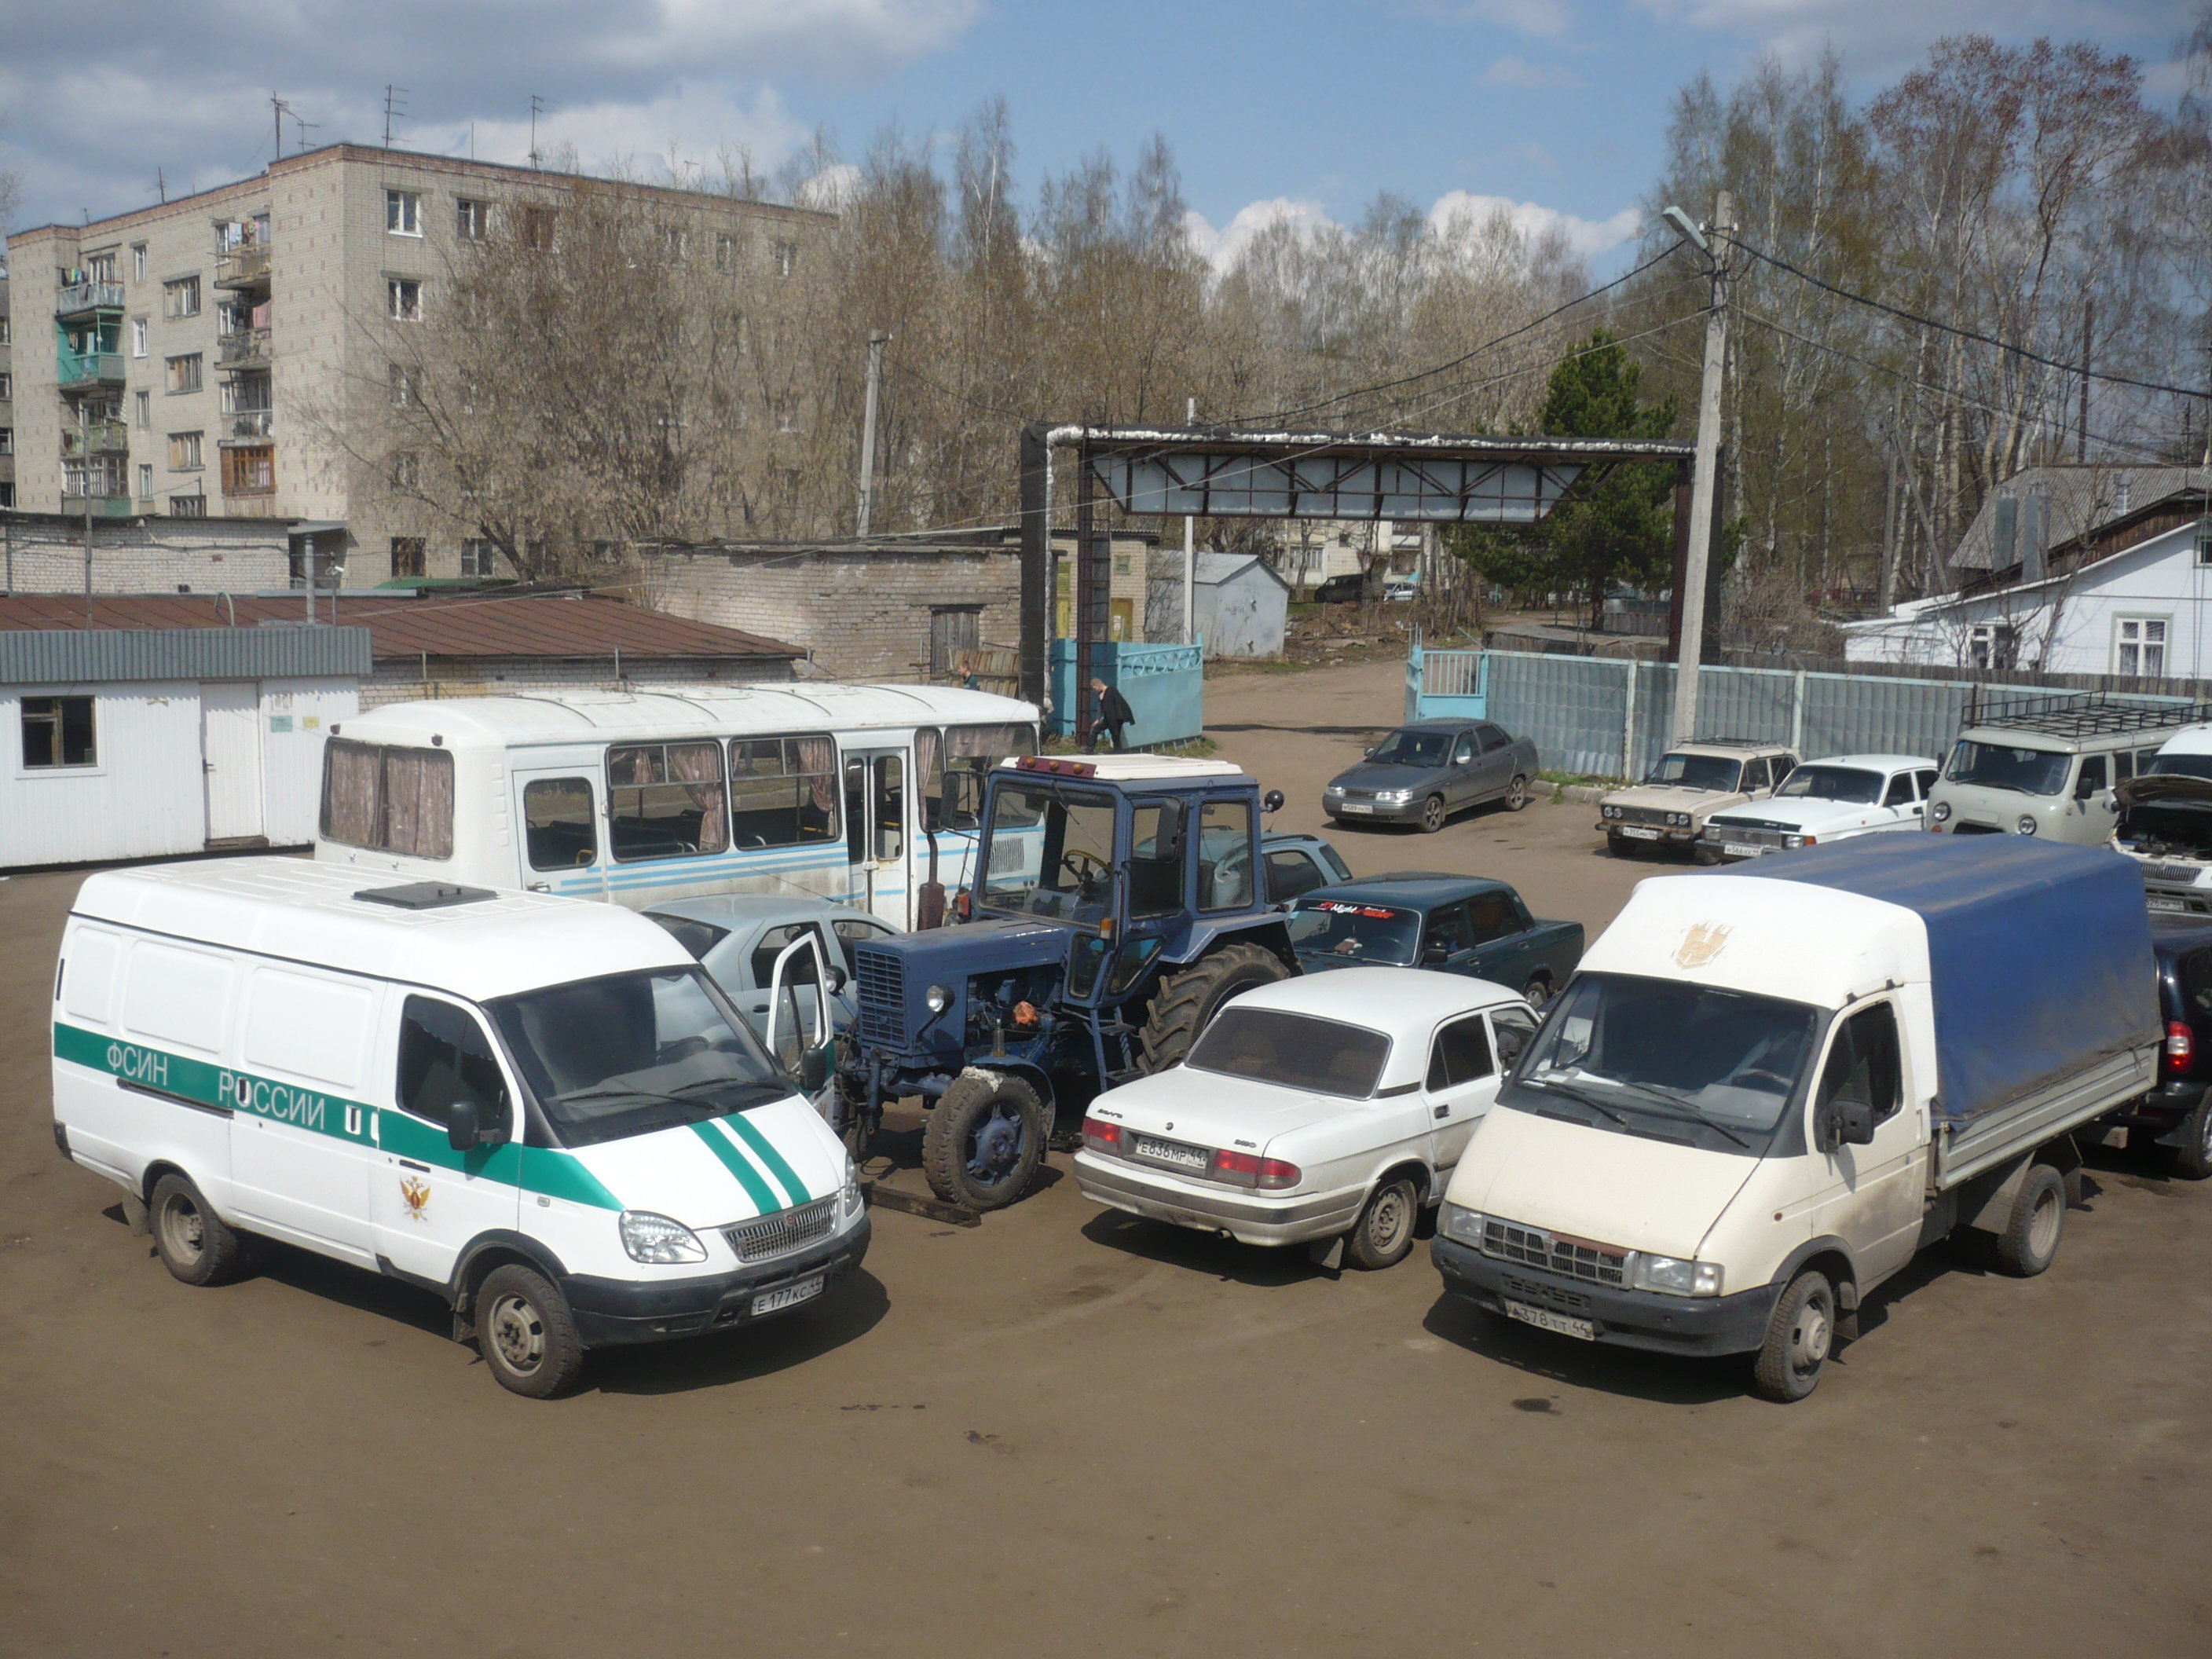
[51,858,869,1397]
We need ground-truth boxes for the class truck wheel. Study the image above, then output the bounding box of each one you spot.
[1994,1163,2066,1276]
[1137,942,1291,1075]
[923,1071,1045,1212]
[1503,775,1531,812]
[1344,1178,1419,1270]
[476,1263,585,1398]
[2171,1096,2212,1181]
[1750,1269,1834,1402]
[1418,793,1447,833]
[148,1173,244,1287]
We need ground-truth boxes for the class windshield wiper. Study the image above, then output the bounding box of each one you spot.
[1602,1079,1755,1148]
[1523,1073,1634,1130]
[556,1075,782,1111]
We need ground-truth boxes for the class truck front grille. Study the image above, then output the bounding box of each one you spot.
[1481,1218,1628,1287]
[851,945,906,1046]
[724,1196,835,1262]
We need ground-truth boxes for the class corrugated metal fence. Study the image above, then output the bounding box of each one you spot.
[1459,649,2206,780]
[0,625,372,685]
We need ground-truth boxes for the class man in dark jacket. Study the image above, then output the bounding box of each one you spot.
[1088,676,1136,753]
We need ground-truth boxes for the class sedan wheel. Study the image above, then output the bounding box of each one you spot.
[1418,794,1447,834]
[1503,775,1530,812]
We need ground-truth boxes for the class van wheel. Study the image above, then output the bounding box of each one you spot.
[1345,1178,1419,1270]
[2171,1096,2212,1181]
[1418,794,1447,833]
[1994,1164,2066,1276]
[476,1264,585,1398]
[149,1173,244,1287]
[1750,1269,1834,1402]
[923,1071,1046,1212]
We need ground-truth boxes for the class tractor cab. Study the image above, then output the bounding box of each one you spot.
[838,753,1298,1212]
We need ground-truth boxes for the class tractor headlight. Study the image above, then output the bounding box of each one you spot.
[925,983,952,1014]
[619,1210,708,1265]
[1632,1254,1723,1298]
[2016,815,2038,836]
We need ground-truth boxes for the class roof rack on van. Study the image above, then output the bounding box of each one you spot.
[352,882,500,911]
[1959,691,2212,740]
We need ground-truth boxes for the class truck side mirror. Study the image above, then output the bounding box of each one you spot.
[1262,789,1285,814]
[1824,1098,1876,1149]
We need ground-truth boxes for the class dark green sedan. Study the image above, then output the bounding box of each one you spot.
[1284,873,1584,1009]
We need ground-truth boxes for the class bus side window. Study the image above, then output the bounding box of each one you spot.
[524,778,598,870]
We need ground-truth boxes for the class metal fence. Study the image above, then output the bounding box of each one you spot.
[1416,648,2209,781]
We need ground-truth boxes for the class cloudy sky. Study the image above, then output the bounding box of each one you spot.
[0,0,2196,269]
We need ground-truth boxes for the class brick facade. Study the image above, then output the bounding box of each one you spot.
[1,512,295,594]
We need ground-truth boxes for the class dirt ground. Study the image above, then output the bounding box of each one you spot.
[3,659,2209,1657]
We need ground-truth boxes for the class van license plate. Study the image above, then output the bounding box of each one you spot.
[1723,843,1765,859]
[1620,826,1661,840]
[1135,1135,1209,1170]
[1504,1300,1595,1341]
[2148,894,2185,912]
[751,1273,826,1317]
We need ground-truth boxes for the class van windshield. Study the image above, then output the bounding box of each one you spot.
[1503,972,1819,1155]
[487,967,791,1148]
[1945,740,2069,796]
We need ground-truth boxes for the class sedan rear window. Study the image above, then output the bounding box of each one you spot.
[1186,1006,1391,1098]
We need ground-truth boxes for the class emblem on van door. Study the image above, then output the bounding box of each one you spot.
[399,1175,431,1221]
[1675,922,1733,969]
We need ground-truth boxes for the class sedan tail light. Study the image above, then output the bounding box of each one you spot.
[2163,1020,2195,1079]
[1081,1116,1122,1153]
[1208,1148,1301,1189]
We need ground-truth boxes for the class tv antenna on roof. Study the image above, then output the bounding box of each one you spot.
[529,93,547,168]
[383,84,411,148]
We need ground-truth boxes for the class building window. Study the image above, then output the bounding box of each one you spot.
[132,243,148,283]
[391,451,419,489]
[455,197,490,240]
[1965,623,2018,671]
[521,207,557,251]
[2116,617,2169,679]
[222,445,275,496]
[715,233,735,270]
[0,484,12,509]
[137,463,153,499]
[21,696,97,770]
[0,313,11,345]
[390,537,427,578]
[661,224,688,262]
[389,362,419,408]
[86,251,117,284]
[168,431,203,471]
[134,390,151,427]
[773,240,797,279]
[386,189,423,236]
[163,276,200,319]
[460,537,501,577]
[165,353,203,394]
[0,428,11,456]
[387,279,423,321]
[169,494,207,518]
[2195,518,2212,566]
[129,317,147,358]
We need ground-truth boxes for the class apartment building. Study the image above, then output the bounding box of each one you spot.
[6,144,827,587]
[1,266,14,508]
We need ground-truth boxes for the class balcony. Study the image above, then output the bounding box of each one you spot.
[218,327,271,368]
[57,281,126,317]
[61,418,130,459]
[218,408,274,442]
[220,444,276,498]
[214,244,272,290]
[57,349,125,390]
[64,460,133,516]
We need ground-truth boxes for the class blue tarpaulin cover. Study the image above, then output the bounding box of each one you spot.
[1755,836,2156,1127]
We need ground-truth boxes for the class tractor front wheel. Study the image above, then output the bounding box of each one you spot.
[1137,942,1291,1075]
[923,1071,1046,1213]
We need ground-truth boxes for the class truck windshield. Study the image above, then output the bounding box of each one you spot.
[1186,1006,1392,1098]
[1369,730,1452,767]
[487,967,790,1149]
[1776,765,1883,804]
[1507,972,1819,1152]
[980,782,1118,926]
[1287,899,1419,965]
[1945,740,2069,796]
[1647,753,1743,791]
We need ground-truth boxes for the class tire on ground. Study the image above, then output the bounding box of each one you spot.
[1750,1268,1835,1402]
[148,1171,246,1287]
[1345,1177,1419,1270]
[1994,1163,2066,1276]
[1503,775,1530,812]
[476,1262,586,1398]
[1521,974,1552,1011]
[2171,1095,2212,1181]
[1418,793,1447,833]
[1137,941,1292,1075]
[922,1070,1046,1212]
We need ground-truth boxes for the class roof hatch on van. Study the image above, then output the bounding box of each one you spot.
[352,882,500,911]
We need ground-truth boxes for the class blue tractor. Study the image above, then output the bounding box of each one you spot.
[839,754,1298,1210]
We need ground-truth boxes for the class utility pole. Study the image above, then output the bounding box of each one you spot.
[1668,192,1733,749]
[856,331,887,537]
[80,401,93,628]
[2077,299,2093,463]
[1183,395,1197,645]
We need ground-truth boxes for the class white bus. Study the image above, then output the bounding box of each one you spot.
[312,685,1040,928]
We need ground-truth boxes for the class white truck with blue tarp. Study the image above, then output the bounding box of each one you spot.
[1433,835,2159,1400]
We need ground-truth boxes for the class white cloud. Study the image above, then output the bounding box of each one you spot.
[1478,55,1582,88]
[1183,197,1337,272]
[1631,0,2184,74]
[1430,190,1641,258]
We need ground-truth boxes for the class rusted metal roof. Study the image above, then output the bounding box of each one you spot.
[0,591,800,664]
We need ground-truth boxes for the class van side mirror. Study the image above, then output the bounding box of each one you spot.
[448,1096,506,1152]
[797,1040,832,1093]
[2074,775,2099,801]
[1824,1098,1876,1150]
[1262,789,1285,814]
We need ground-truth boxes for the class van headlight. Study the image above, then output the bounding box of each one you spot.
[1632,1254,1723,1297]
[1930,800,1951,822]
[840,1153,863,1219]
[1439,1203,1488,1247]
[2016,815,2038,835]
[620,1210,708,1265]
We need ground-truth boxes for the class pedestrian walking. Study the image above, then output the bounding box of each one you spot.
[1088,676,1136,753]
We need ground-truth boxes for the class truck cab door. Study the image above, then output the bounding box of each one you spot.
[371,994,522,1287]
[1804,1000,1922,1284]
[1422,1013,1500,1176]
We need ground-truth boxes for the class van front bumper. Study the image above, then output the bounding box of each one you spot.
[561,1215,870,1347]
[1431,1235,1779,1357]
[1074,1152,1364,1247]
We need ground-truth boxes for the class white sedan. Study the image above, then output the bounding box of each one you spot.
[1699,753,1940,862]
[1073,969,1538,1270]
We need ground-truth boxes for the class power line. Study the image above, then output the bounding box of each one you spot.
[1726,233,2207,402]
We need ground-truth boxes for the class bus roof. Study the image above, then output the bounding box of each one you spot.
[331,684,1041,749]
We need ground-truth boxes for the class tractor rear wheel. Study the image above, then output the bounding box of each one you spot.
[1137,942,1291,1075]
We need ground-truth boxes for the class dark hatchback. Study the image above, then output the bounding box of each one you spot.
[2105,915,2212,1178]
[1284,873,1584,1008]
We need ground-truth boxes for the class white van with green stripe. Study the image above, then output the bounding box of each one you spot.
[51,857,869,1397]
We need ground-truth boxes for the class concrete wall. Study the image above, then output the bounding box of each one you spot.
[1,516,295,594]
[360,654,793,708]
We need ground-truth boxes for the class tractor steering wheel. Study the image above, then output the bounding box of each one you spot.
[1060,850,1110,888]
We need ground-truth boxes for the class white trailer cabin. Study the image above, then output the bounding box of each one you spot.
[313,685,1041,929]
